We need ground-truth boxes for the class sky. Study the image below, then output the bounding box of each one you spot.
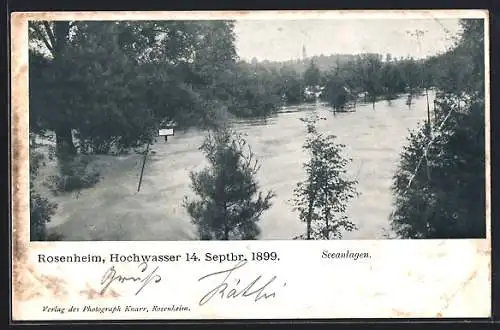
[234,18,462,62]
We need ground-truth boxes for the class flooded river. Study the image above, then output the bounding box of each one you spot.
[48,93,432,241]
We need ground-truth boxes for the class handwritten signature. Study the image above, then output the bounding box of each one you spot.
[197,260,285,306]
[100,262,162,296]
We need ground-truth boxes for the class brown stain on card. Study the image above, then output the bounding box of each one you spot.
[11,13,31,312]
[12,9,473,22]
[80,284,120,299]
[15,266,68,301]
[391,308,412,317]
[30,267,69,297]
[436,269,479,316]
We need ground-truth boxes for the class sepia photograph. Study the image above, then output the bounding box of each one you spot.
[28,16,487,242]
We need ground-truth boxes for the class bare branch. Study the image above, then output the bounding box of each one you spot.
[42,21,57,54]
[31,23,54,54]
[403,107,454,195]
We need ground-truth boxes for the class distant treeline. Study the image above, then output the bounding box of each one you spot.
[251,49,474,111]
[29,20,466,157]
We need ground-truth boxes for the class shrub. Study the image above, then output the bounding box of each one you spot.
[30,148,58,241]
[46,154,101,195]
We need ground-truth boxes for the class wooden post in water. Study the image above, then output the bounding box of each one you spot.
[433,99,438,122]
[137,143,150,192]
[138,120,176,192]
[425,88,432,136]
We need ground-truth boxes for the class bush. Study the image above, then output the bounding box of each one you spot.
[47,154,101,195]
[390,99,485,238]
[30,189,58,241]
[30,148,58,241]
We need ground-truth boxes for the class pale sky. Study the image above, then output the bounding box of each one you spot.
[234,18,461,62]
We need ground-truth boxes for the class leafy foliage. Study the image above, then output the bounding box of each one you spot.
[227,61,283,117]
[279,65,305,104]
[46,155,101,195]
[292,115,359,239]
[391,19,486,239]
[317,53,429,110]
[27,18,486,242]
[29,20,286,158]
[322,71,350,111]
[303,60,321,87]
[184,127,276,240]
[30,147,58,241]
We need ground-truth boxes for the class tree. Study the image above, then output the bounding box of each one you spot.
[391,19,486,239]
[29,21,77,157]
[184,127,276,240]
[29,21,155,157]
[380,61,405,100]
[303,60,320,87]
[292,115,359,239]
[62,22,160,154]
[279,65,304,104]
[353,54,383,108]
[191,21,238,97]
[429,20,484,99]
[323,72,349,112]
[399,57,421,93]
[29,20,241,158]
[227,61,282,117]
[29,145,57,241]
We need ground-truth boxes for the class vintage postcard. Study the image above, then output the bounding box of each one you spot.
[11,9,490,321]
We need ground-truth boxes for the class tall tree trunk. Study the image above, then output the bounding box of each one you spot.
[222,202,229,240]
[425,88,432,137]
[307,200,313,240]
[55,126,76,158]
[53,21,70,55]
[52,21,77,157]
[324,211,330,240]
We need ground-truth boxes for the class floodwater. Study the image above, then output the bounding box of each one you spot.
[46,93,432,241]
